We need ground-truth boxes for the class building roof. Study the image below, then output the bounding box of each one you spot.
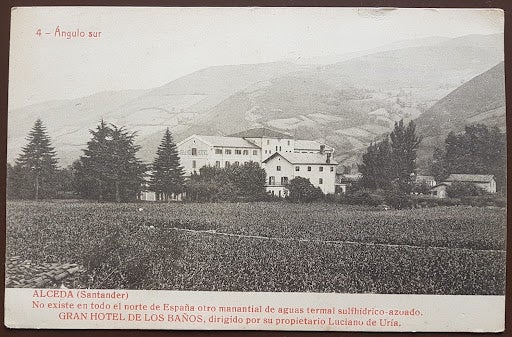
[229,127,293,139]
[263,152,338,165]
[184,135,260,148]
[415,175,435,181]
[294,140,334,151]
[335,173,362,184]
[430,183,448,189]
[445,174,495,183]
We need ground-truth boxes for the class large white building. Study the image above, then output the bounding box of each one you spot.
[176,128,337,196]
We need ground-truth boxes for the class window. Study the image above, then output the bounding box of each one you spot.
[307,166,311,172]
[191,148,197,156]
[253,150,258,155]
[330,167,334,172]
[225,161,230,167]
[288,140,290,146]
[243,150,249,155]
[279,146,282,151]
[269,176,275,185]
[319,178,323,184]
[276,146,278,152]
[225,149,232,155]
[235,149,242,155]
[192,160,196,169]
[234,161,239,166]
[215,161,220,168]
[215,149,222,154]
[281,177,288,185]
[277,166,281,171]
[295,166,300,172]
[319,167,324,172]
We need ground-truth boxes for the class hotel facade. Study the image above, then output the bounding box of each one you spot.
[176,128,338,196]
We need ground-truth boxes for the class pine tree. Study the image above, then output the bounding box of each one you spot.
[12,119,59,200]
[150,128,185,201]
[76,120,146,202]
[107,125,147,202]
[79,120,111,200]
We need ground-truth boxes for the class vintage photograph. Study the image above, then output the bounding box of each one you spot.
[6,7,505,300]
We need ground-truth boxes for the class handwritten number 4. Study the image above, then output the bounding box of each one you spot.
[35,29,42,37]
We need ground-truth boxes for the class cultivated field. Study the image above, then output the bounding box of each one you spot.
[6,201,506,294]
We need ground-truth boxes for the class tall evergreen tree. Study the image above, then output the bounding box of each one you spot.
[359,120,421,194]
[359,138,392,190]
[11,119,59,200]
[76,121,146,202]
[149,128,185,201]
[79,120,111,200]
[359,141,379,190]
[389,120,421,194]
[107,125,147,202]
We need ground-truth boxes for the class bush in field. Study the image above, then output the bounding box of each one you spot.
[461,194,506,208]
[447,182,485,198]
[336,189,383,206]
[411,182,432,195]
[285,177,324,203]
[384,189,413,210]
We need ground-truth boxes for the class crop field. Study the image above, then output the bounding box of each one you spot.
[6,201,506,294]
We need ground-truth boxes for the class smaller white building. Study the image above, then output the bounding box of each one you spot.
[444,174,496,193]
[430,174,497,198]
[263,152,337,196]
[414,175,437,187]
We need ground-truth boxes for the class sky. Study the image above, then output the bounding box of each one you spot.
[9,7,504,109]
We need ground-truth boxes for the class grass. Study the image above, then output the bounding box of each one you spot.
[5,200,506,294]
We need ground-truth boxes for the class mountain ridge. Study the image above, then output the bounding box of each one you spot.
[7,33,505,171]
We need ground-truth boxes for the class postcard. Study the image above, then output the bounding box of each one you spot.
[4,6,506,331]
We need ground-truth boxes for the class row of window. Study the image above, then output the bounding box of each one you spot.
[274,165,334,172]
[213,148,258,156]
[191,160,254,169]
[266,140,291,146]
[268,176,323,185]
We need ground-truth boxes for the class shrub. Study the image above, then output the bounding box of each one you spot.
[446,182,485,198]
[342,190,383,206]
[286,177,324,203]
[384,190,413,210]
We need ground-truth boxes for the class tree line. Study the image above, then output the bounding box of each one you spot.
[7,118,506,203]
[357,120,506,205]
[7,119,269,202]
[7,119,183,201]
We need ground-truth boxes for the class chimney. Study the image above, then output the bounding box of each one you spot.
[326,153,331,164]
[320,144,325,154]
